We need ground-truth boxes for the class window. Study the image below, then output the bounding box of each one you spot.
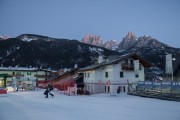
[125,59,128,64]
[84,73,86,78]
[135,74,139,78]
[139,64,142,70]
[130,60,133,65]
[105,72,108,78]
[120,71,124,78]
[88,73,90,78]
[16,72,21,75]
[27,72,31,75]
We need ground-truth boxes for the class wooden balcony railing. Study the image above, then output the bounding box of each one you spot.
[121,63,134,70]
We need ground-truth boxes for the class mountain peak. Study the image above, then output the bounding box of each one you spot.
[0,35,11,40]
[125,32,137,40]
[17,34,55,42]
[82,35,103,47]
[103,40,118,50]
[118,32,138,50]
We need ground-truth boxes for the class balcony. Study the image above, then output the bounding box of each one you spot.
[8,74,24,77]
[121,63,134,70]
[34,75,48,78]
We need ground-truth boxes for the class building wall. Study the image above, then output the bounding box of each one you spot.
[83,58,145,94]
[0,68,50,89]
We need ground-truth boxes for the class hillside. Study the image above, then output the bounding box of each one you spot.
[0,34,120,69]
[117,34,180,70]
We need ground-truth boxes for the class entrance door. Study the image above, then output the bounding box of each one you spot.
[119,86,126,93]
[123,86,126,92]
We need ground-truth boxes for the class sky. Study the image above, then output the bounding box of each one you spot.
[0,0,180,48]
[0,91,180,120]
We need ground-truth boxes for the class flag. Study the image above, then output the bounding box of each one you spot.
[166,54,172,74]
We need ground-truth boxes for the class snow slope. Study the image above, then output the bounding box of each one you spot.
[0,90,180,120]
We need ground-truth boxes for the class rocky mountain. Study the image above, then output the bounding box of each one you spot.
[118,33,180,71]
[118,32,138,51]
[0,34,120,69]
[82,35,119,50]
[82,35,103,47]
[103,40,118,50]
[0,35,11,40]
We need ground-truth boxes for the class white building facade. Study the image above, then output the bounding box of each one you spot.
[0,67,52,91]
[81,53,152,94]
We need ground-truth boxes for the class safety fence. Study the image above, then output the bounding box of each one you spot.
[128,81,180,101]
[37,80,76,96]
[136,81,180,93]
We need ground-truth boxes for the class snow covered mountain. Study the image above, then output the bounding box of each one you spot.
[82,35,103,47]
[118,32,138,51]
[82,35,119,50]
[17,34,57,42]
[0,34,119,69]
[103,40,118,50]
[117,33,180,70]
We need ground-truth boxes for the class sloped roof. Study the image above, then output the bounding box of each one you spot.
[80,53,152,72]
[54,74,82,85]
[0,67,38,71]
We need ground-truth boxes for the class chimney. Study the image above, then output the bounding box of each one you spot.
[74,64,78,68]
[98,56,104,64]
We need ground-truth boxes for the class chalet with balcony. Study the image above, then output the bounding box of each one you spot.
[80,53,152,94]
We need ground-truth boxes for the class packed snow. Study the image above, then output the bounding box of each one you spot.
[0,90,180,120]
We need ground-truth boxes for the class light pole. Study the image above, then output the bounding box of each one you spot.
[171,58,176,94]
[166,54,175,95]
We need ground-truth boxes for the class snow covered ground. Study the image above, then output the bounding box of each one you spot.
[0,90,180,120]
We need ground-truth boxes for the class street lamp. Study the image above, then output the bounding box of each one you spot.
[172,58,176,81]
[166,54,175,95]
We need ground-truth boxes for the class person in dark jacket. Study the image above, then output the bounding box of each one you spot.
[48,84,54,97]
[44,88,49,98]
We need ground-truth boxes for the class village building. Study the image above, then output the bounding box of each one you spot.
[0,67,52,91]
[36,68,83,95]
[80,53,152,94]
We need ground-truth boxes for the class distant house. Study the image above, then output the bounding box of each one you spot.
[0,67,52,90]
[40,68,83,95]
[80,53,152,94]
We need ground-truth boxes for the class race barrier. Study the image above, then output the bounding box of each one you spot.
[136,81,180,93]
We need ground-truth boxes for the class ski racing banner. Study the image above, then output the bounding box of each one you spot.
[166,54,172,74]
[137,81,180,90]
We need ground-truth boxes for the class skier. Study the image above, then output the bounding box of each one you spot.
[48,84,54,97]
[44,87,49,98]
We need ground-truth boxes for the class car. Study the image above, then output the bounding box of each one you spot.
[0,87,7,94]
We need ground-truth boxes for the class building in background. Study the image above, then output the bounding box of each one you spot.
[80,53,152,94]
[0,67,53,91]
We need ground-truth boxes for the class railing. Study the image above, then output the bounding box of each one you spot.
[121,63,134,70]
[8,74,24,77]
[34,75,49,78]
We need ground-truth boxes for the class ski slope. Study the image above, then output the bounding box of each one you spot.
[0,90,180,120]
